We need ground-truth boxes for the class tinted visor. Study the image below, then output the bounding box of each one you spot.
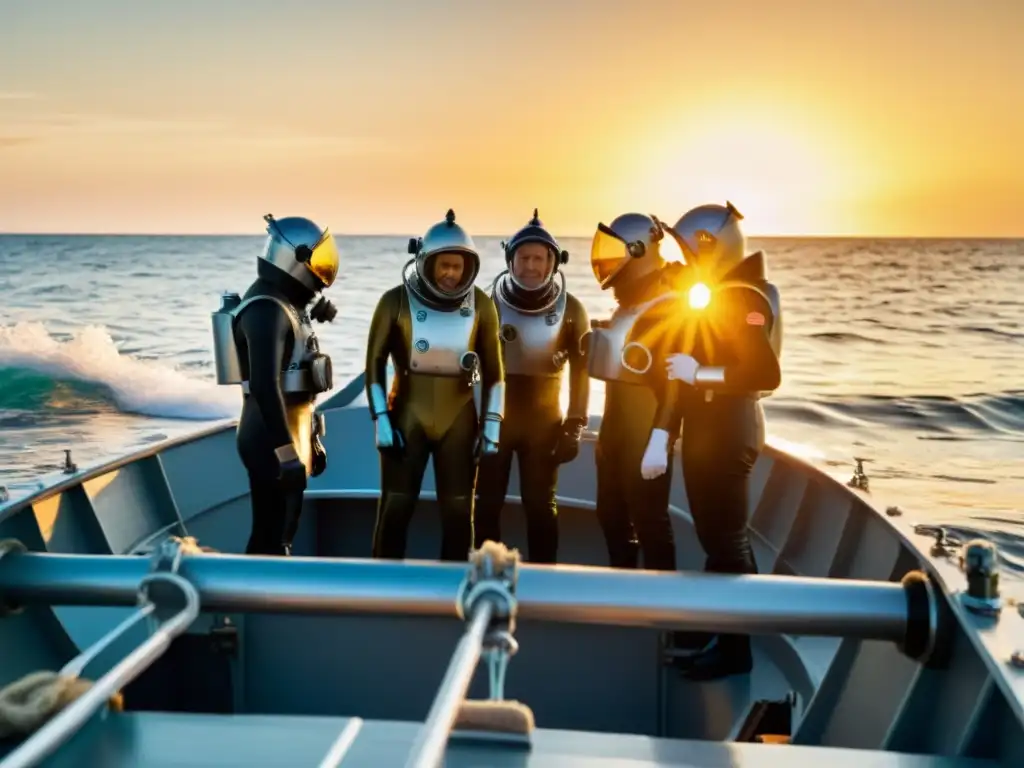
[306,230,340,288]
[591,223,632,287]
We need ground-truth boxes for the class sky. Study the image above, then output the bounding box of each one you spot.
[1,0,1022,237]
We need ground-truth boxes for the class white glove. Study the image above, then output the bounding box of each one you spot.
[665,353,699,384]
[641,428,670,480]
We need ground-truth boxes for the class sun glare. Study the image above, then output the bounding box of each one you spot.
[636,102,852,235]
[688,282,712,310]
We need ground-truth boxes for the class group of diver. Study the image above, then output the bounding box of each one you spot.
[212,201,784,682]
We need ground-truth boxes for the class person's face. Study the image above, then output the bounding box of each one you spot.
[512,242,553,289]
[433,252,466,292]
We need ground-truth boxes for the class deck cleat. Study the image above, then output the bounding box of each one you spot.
[846,457,871,492]
[959,539,1003,616]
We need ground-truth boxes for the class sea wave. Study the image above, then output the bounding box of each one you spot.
[765,391,1024,437]
[0,322,238,421]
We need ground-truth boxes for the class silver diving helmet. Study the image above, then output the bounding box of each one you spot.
[666,201,747,279]
[503,208,568,293]
[260,214,340,293]
[407,209,480,304]
[590,212,666,290]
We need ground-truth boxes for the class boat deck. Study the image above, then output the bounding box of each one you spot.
[2,376,1024,766]
[40,712,998,767]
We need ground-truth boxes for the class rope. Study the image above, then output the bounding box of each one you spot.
[0,535,210,740]
[0,536,126,738]
[0,671,123,740]
[456,541,520,626]
[164,535,217,555]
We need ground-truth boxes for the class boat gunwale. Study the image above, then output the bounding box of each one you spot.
[0,371,867,524]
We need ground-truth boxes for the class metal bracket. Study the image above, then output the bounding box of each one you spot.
[209,616,239,658]
[456,543,521,701]
[150,536,197,575]
[959,539,1003,617]
[846,457,871,492]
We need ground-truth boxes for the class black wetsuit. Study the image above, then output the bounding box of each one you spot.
[234,263,317,555]
[474,291,590,564]
[658,252,782,676]
[595,269,684,573]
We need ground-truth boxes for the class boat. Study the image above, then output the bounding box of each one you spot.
[0,371,1022,767]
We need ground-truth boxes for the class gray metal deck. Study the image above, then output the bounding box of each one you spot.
[40,712,999,767]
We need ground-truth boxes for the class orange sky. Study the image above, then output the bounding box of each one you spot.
[1,0,1022,237]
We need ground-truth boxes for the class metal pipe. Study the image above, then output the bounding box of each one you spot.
[317,717,364,768]
[2,572,200,768]
[405,602,493,768]
[61,601,157,677]
[0,552,910,641]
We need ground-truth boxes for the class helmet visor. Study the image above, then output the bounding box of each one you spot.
[423,250,479,297]
[590,223,632,287]
[510,241,556,290]
[306,229,340,288]
[663,224,701,266]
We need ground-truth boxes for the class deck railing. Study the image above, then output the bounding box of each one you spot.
[0,536,945,767]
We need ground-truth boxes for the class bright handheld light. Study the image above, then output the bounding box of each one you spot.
[688,282,711,310]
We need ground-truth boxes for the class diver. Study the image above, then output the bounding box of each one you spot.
[211,213,340,556]
[587,212,685,572]
[474,209,591,564]
[365,209,504,562]
[644,201,783,681]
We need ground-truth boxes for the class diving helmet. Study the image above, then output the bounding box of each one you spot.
[590,212,665,290]
[260,214,340,293]
[667,201,747,280]
[408,209,480,303]
[503,208,568,292]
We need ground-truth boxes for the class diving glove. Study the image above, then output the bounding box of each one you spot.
[374,413,405,459]
[552,417,586,464]
[274,444,307,492]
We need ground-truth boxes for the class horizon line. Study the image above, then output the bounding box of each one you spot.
[1,231,1022,241]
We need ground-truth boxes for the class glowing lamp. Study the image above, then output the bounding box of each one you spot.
[688,282,711,310]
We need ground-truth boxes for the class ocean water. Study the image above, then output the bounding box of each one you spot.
[1,235,1022,572]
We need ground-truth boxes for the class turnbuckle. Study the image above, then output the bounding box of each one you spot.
[455,541,521,701]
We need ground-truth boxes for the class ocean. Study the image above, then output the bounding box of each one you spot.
[1,234,1022,573]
